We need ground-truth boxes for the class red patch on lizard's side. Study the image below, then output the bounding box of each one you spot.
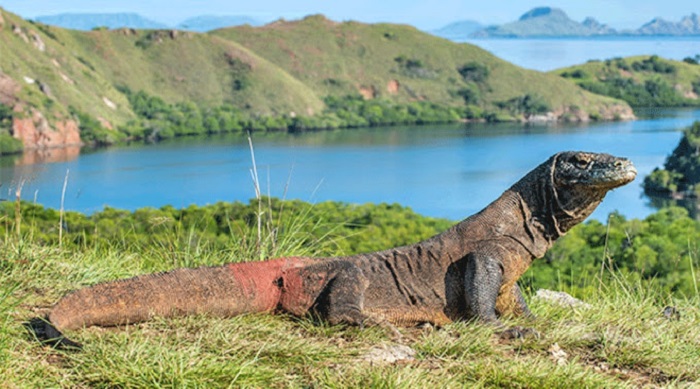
[226,257,312,312]
[279,264,330,316]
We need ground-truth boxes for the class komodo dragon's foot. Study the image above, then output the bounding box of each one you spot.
[25,317,83,350]
[497,326,540,340]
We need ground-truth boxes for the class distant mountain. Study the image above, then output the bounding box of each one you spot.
[431,20,484,40]
[34,13,167,31]
[464,7,700,38]
[177,15,263,32]
[637,13,700,35]
[471,7,616,37]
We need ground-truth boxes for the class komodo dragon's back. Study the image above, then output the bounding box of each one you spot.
[32,151,636,348]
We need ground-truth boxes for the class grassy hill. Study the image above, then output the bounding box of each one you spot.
[212,15,625,116]
[1,199,699,387]
[553,55,700,107]
[0,9,631,153]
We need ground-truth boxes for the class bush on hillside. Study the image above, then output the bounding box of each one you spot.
[643,121,700,198]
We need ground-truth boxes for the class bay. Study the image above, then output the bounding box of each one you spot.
[1,108,699,222]
[463,37,700,71]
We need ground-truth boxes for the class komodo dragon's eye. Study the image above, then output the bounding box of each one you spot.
[569,155,591,169]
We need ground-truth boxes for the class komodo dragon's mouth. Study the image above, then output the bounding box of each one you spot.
[616,161,637,186]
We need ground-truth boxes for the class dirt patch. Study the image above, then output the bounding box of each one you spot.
[97,117,113,130]
[578,353,682,387]
[0,73,20,105]
[387,79,400,94]
[359,85,376,100]
[619,69,633,78]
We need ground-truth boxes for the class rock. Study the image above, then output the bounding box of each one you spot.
[59,72,74,85]
[12,24,29,43]
[548,343,568,366]
[38,81,53,98]
[598,103,636,121]
[12,109,82,150]
[361,344,416,364]
[23,76,34,84]
[30,31,45,52]
[535,289,592,309]
[662,306,681,320]
[527,112,557,123]
[102,97,117,110]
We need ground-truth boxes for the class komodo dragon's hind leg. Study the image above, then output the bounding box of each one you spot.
[309,261,369,326]
[305,261,402,338]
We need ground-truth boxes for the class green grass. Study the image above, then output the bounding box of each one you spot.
[1,220,699,388]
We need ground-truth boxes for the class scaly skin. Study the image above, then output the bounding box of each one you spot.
[33,151,636,347]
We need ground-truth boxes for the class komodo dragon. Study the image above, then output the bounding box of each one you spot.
[32,151,636,348]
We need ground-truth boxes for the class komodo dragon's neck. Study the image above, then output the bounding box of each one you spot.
[346,160,600,266]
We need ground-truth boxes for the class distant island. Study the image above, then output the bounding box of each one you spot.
[433,7,700,39]
[34,12,263,32]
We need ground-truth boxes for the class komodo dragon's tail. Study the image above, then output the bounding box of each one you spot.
[29,259,300,348]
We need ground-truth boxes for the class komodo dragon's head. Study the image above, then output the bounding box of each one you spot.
[546,151,637,233]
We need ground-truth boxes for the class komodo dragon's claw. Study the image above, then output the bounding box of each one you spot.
[498,326,540,340]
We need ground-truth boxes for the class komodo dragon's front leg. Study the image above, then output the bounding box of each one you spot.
[463,247,536,338]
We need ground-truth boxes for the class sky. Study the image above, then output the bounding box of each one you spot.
[0,0,696,30]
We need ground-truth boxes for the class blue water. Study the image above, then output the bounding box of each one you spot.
[2,108,699,221]
[464,37,700,71]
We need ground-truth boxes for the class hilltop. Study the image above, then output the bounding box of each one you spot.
[34,13,168,31]
[552,55,700,108]
[177,15,264,32]
[0,8,631,154]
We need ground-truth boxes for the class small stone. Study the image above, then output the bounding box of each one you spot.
[361,344,416,364]
[548,342,568,366]
[662,306,680,320]
[535,289,592,309]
